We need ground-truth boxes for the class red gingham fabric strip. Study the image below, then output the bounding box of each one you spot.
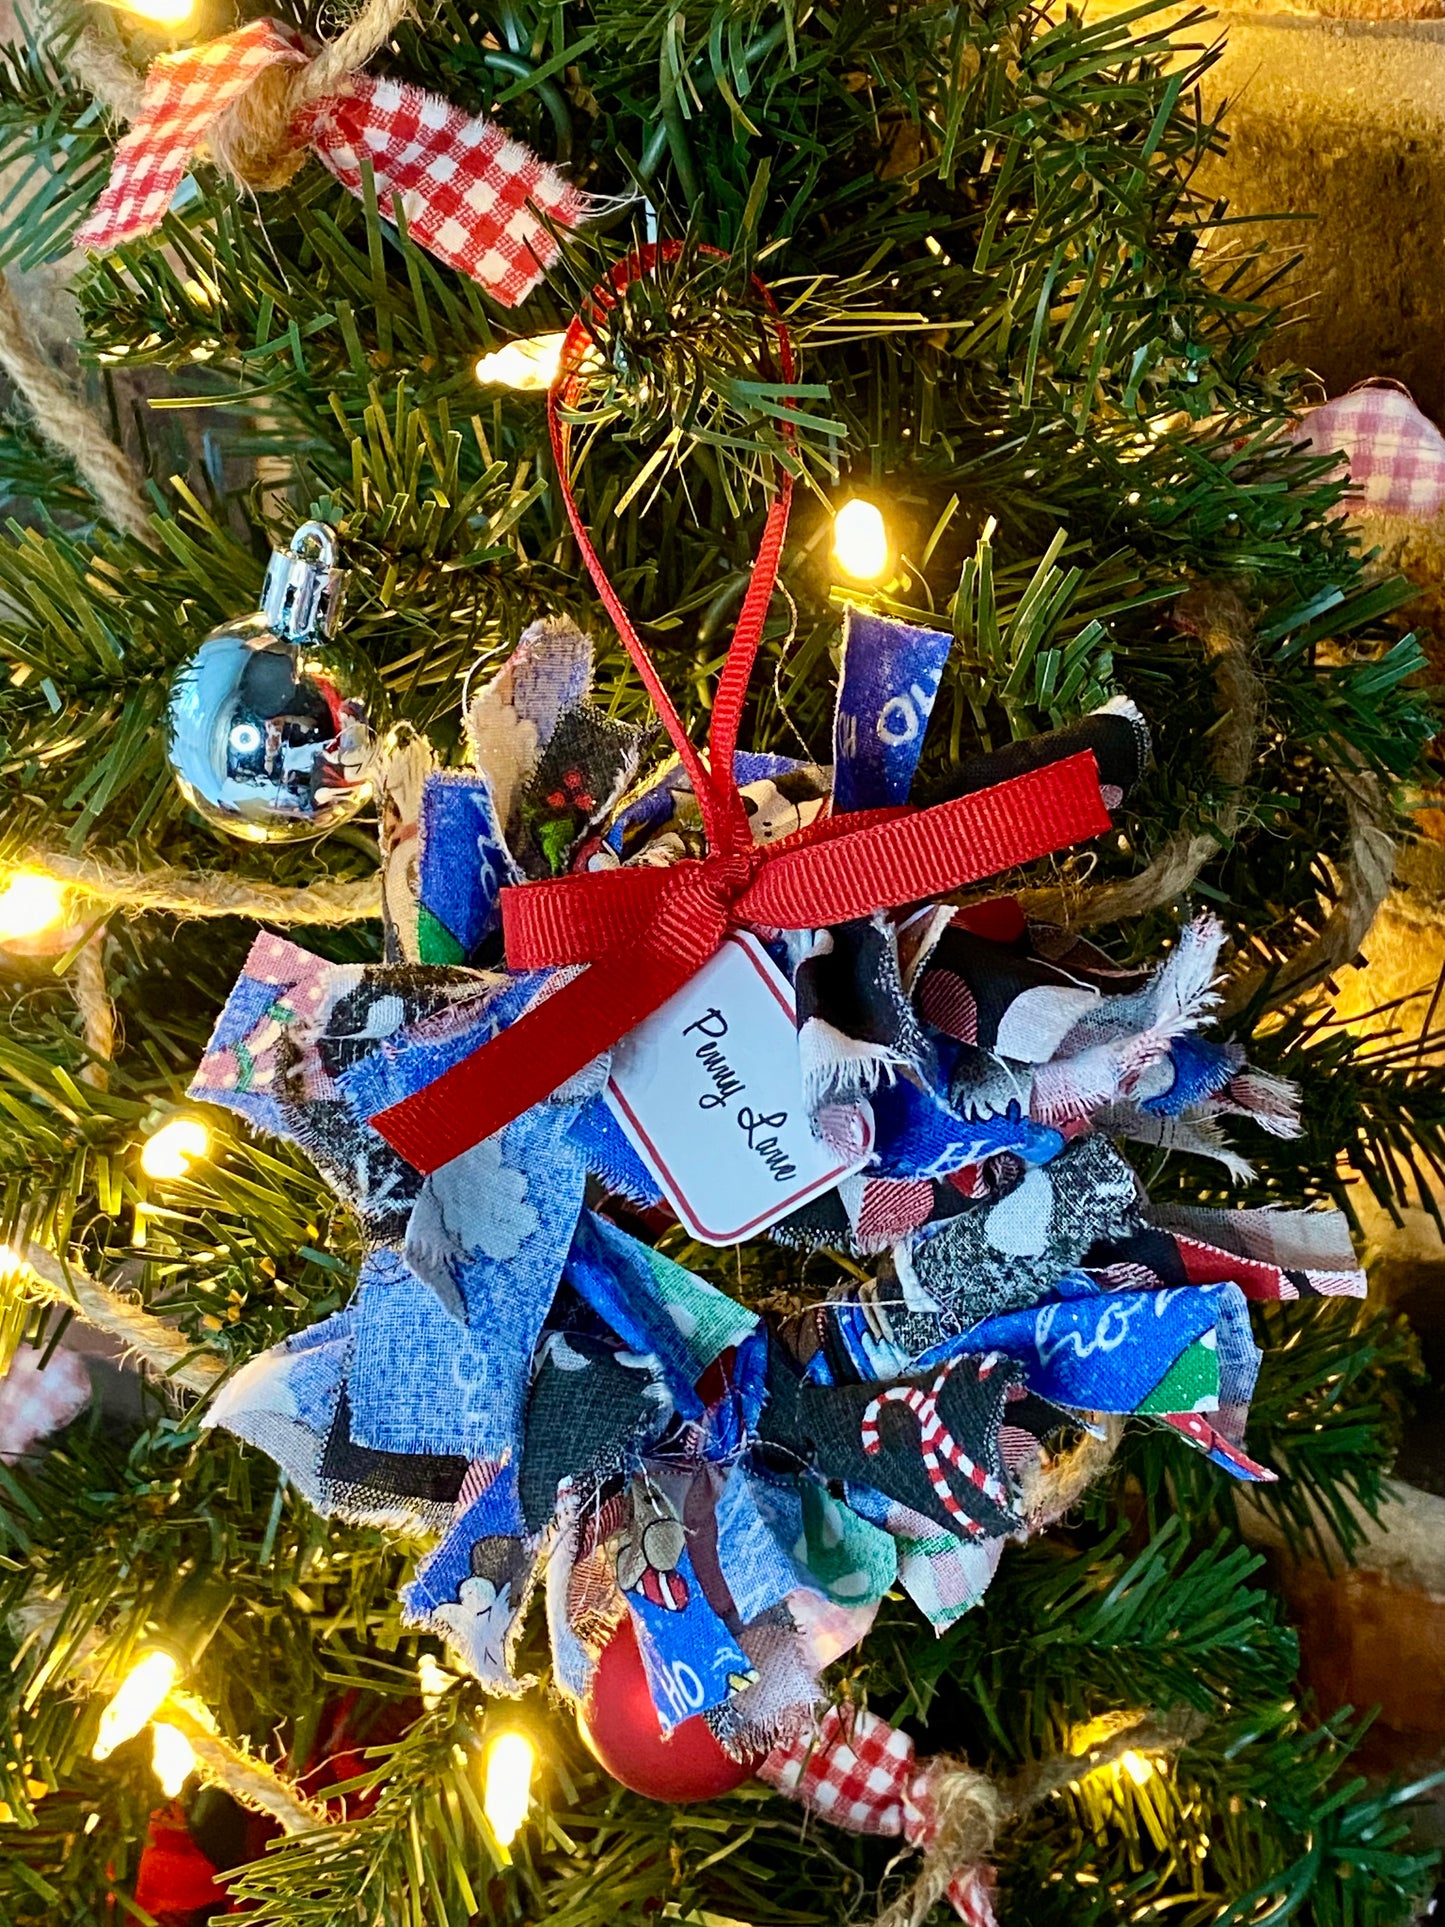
[759,1705,999,1924]
[1294,384,1445,520]
[75,19,593,307]
[304,78,586,306]
[75,19,301,253]
[759,1703,913,1835]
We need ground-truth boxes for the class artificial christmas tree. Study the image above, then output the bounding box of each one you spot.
[0,0,1442,1922]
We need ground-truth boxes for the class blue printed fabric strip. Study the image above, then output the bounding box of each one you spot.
[626,1545,756,1733]
[404,1460,526,1615]
[869,1075,1063,1178]
[712,1466,818,1622]
[566,1211,758,1417]
[337,969,553,1121]
[402,1463,537,1693]
[832,608,954,812]
[571,1095,664,1206]
[349,1239,556,1460]
[943,1278,1229,1414]
[402,1104,590,1325]
[201,1309,354,1516]
[417,773,520,961]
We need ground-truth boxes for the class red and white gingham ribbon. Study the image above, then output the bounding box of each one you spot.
[760,1705,999,1927]
[75,18,598,307]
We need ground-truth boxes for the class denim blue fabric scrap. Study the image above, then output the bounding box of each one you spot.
[188,605,1362,1759]
[832,607,953,813]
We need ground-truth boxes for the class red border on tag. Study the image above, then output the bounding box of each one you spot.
[604,932,874,1244]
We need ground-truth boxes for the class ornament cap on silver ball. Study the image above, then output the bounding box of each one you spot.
[166,521,380,844]
[259,519,346,644]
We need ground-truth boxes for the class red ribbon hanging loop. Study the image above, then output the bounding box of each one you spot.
[373,249,1112,1175]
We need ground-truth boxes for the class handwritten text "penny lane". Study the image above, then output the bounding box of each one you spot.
[683,1008,798,1183]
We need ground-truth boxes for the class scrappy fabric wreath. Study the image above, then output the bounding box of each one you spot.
[75,17,610,306]
[188,258,1366,1913]
[192,607,1361,1801]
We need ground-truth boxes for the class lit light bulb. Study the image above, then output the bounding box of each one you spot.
[119,0,195,23]
[475,333,569,391]
[0,871,67,943]
[483,1730,535,1849]
[151,1722,197,1798]
[1069,1715,1166,1798]
[92,1650,178,1762]
[1120,1750,1154,1786]
[831,498,890,582]
[140,1117,211,1181]
[417,1653,457,1711]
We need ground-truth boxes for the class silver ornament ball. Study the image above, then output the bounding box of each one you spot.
[166,522,380,844]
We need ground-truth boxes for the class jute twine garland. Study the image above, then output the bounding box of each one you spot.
[1017,585,1261,930]
[0,275,150,539]
[208,0,414,192]
[1017,583,1394,1008]
[12,1240,224,1395]
[11,1596,325,1833]
[1220,744,1394,1016]
[871,1709,1208,1927]
[58,0,413,178]
[67,930,116,1091]
[1017,1414,1125,1528]
[2,0,413,536]
[15,845,382,924]
[53,2,143,120]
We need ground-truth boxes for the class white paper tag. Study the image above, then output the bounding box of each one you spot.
[605,931,872,1245]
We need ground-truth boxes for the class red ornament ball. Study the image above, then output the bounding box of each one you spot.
[578,1613,758,1802]
[135,1807,225,1918]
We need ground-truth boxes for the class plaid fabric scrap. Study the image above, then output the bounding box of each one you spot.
[760,1703,916,1835]
[1295,384,1445,519]
[305,79,587,306]
[760,1704,998,1924]
[0,1346,91,1462]
[75,20,304,253]
[75,18,597,306]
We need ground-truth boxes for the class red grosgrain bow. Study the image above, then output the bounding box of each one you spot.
[373,249,1113,1175]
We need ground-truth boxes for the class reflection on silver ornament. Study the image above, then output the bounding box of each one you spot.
[166,522,379,843]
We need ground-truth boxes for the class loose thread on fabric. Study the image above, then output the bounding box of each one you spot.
[14,847,381,925]
[871,1709,1207,1927]
[207,0,413,191]
[0,274,150,540]
[68,930,115,1091]
[12,1242,224,1395]
[12,1598,325,1834]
